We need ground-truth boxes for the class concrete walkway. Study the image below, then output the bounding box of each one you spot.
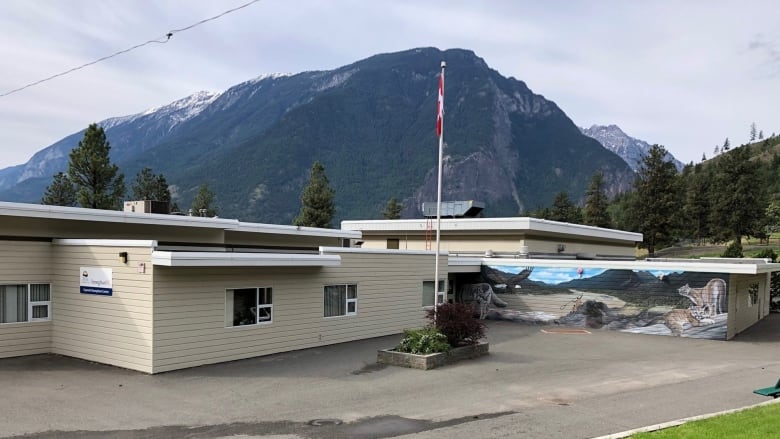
[1,314,778,438]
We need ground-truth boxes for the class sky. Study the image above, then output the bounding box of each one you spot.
[0,0,778,170]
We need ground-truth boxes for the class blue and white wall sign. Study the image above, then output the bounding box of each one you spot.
[80,267,113,296]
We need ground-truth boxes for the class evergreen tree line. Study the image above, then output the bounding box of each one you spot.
[529,142,779,257]
[42,123,216,216]
[43,124,779,243]
[41,123,342,227]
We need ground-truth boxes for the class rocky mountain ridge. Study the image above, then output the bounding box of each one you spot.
[0,48,636,223]
[580,124,683,171]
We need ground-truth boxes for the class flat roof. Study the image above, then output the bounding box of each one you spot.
[0,201,361,240]
[449,256,780,275]
[151,251,341,267]
[233,222,360,239]
[320,246,445,256]
[341,217,642,243]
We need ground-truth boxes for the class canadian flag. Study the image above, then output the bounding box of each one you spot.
[436,73,444,137]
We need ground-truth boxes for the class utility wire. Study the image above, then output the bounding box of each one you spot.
[0,0,261,98]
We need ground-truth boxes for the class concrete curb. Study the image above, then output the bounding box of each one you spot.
[591,398,780,438]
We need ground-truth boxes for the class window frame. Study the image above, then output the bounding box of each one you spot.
[0,283,51,325]
[323,283,358,318]
[225,286,273,328]
[422,279,446,308]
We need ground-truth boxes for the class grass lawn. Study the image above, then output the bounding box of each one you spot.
[631,402,780,438]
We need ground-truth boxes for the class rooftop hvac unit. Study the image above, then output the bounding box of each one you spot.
[421,200,485,218]
[123,200,170,215]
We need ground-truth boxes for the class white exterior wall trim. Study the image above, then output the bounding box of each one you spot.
[450,256,780,275]
[152,251,341,267]
[319,246,446,256]
[341,217,642,243]
[233,222,361,239]
[53,239,158,248]
[0,201,360,241]
[0,201,237,228]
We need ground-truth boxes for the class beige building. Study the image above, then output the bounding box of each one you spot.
[341,217,642,259]
[0,202,444,373]
[343,217,777,341]
[1,203,777,373]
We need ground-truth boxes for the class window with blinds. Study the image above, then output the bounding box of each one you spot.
[0,284,50,324]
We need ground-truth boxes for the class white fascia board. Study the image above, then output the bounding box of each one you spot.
[53,239,158,248]
[152,251,341,267]
[0,201,238,229]
[319,246,445,256]
[341,217,642,243]
[451,257,780,275]
[232,222,362,239]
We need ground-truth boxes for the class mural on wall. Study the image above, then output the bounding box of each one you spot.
[458,265,729,340]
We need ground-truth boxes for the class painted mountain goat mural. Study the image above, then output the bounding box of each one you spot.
[473,265,730,340]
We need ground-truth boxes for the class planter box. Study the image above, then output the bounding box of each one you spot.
[377,342,489,370]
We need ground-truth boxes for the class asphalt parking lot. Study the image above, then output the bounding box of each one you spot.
[1,314,779,439]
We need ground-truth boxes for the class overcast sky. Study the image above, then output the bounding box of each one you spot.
[0,0,778,169]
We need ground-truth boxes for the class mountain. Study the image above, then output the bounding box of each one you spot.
[580,124,683,172]
[0,48,636,223]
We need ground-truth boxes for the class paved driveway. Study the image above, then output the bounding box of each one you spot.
[1,315,779,438]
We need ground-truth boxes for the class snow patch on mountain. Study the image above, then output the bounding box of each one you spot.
[101,91,221,131]
[580,124,683,172]
[247,72,293,85]
[315,68,358,91]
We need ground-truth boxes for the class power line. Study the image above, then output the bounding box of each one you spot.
[0,0,261,99]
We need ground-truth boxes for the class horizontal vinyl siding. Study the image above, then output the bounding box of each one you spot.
[51,245,153,373]
[152,252,445,373]
[361,236,635,257]
[522,238,635,257]
[0,322,51,357]
[729,274,768,339]
[0,240,52,357]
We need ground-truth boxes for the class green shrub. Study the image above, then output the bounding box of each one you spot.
[426,303,486,347]
[721,240,744,258]
[395,327,451,354]
[752,248,778,262]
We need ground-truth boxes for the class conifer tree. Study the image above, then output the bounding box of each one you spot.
[41,172,76,206]
[682,164,712,244]
[709,145,768,250]
[549,191,582,224]
[67,123,125,209]
[625,144,681,256]
[382,197,404,219]
[583,172,611,228]
[191,183,218,217]
[294,161,335,228]
[132,167,171,204]
[750,122,758,142]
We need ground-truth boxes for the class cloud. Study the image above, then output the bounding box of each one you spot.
[747,33,780,77]
[0,0,779,170]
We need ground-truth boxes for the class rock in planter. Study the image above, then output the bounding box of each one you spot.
[377,342,489,370]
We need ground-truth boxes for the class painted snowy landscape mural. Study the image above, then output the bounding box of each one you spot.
[462,265,728,340]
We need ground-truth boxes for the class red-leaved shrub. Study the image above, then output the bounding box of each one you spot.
[426,303,486,347]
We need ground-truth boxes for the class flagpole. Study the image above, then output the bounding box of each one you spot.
[434,60,445,324]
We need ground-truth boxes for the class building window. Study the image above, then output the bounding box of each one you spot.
[748,283,759,308]
[324,284,357,317]
[226,287,272,327]
[387,239,399,249]
[0,284,50,324]
[422,280,446,307]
